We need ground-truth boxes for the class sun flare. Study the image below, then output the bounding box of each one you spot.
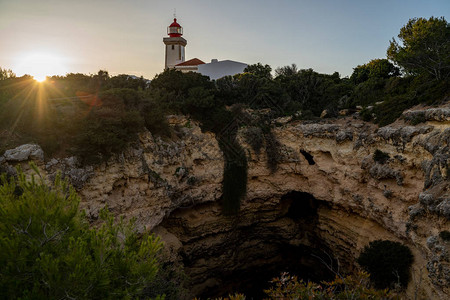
[13,52,68,80]
[34,75,47,82]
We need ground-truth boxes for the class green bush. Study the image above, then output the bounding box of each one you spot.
[72,109,143,164]
[409,113,427,125]
[243,127,264,155]
[0,167,168,299]
[373,149,390,164]
[264,130,280,173]
[265,271,398,299]
[357,240,413,289]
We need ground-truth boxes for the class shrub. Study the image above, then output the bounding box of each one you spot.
[265,271,398,299]
[0,167,168,299]
[72,109,143,164]
[373,149,390,164]
[243,127,264,155]
[141,102,171,137]
[409,113,427,125]
[265,130,280,173]
[357,240,413,289]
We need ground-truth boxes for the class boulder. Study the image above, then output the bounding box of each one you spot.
[2,144,44,162]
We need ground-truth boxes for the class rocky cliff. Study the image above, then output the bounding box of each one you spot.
[1,105,449,299]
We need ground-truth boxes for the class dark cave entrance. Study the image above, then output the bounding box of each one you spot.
[198,244,336,299]
[161,191,337,299]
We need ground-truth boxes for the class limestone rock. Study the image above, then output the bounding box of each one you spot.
[2,144,44,162]
[403,106,450,122]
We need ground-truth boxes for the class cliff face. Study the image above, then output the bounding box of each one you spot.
[1,106,449,299]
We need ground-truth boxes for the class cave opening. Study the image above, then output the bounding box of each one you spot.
[283,190,319,219]
[300,150,316,165]
[160,191,337,299]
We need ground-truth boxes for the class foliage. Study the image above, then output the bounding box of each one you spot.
[194,294,246,300]
[408,112,427,125]
[351,59,400,84]
[275,68,352,117]
[70,88,147,164]
[357,240,413,289]
[72,109,143,165]
[243,127,264,155]
[0,67,15,80]
[0,167,167,299]
[265,271,398,299]
[373,149,390,164]
[372,74,449,126]
[387,17,450,80]
[264,130,280,173]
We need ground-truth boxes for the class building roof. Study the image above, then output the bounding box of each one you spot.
[169,18,181,28]
[175,58,205,67]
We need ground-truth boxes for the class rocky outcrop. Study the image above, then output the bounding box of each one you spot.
[1,109,449,299]
[403,106,450,123]
[2,144,44,162]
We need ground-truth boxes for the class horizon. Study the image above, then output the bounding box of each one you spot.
[0,0,449,80]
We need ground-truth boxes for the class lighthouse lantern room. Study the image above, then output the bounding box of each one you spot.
[163,18,187,69]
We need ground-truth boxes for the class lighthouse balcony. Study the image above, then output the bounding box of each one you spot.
[168,26,183,36]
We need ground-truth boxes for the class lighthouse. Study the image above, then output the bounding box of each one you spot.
[163,18,187,69]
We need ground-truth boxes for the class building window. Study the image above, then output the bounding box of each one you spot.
[172,45,174,50]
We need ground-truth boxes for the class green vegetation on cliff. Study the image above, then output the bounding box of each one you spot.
[358,240,414,289]
[0,167,179,299]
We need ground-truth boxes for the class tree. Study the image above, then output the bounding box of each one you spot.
[387,17,450,80]
[351,59,400,84]
[357,240,414,289]
[0,167,167,299]
[0,67,15,80]
[275,63,298,77]
[243,63,272,79]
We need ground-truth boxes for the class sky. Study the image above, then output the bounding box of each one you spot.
[0,0,449,80]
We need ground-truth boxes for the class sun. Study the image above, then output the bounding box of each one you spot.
[34,75,47,82]
[13,52,68,81]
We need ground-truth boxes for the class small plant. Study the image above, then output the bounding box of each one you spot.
[357,240,413,289]
[409,113,427,125]
[265,130,280,173]
[373,149,390,164]
[439,231,450,241]
[383,189,393,198]
[265,271,398,299]
[243,126,264,155]
[360,107,373,122]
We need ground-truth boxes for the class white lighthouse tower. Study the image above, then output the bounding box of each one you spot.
[163,18,186,69]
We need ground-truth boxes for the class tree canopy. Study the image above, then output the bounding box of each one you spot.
[0,67,15,80]
[387,16,450,80]
[0,167,167,299]
[351,59,400,84]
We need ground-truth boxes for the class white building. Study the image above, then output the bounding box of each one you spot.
[163,17,247,79]
[163,18,186,69]
[197,59,248,80]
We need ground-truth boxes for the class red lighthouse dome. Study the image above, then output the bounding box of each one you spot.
[167,18,183,37]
